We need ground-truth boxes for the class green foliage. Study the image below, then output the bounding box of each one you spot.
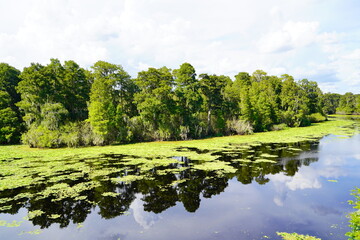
[1,58,357,148]
[337,92,358,115]
[322,93,341,114]
[298,79,323,114]
[16,59,91,147]
[173,63,202,139]
[271,123,288,131]
[346,188,360,240]
[308,113,327,123]
[0,90,22,143]
[226,118,253,135]
[280,75,309,127]
[199,74,231,135]
[134,67,177,140]
[22,125,61,148]
[88,61,133,145]
[0,63,23,143]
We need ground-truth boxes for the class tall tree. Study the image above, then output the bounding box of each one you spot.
[199,74,230,135]
[173,63,202,139]
[61,60,91,121]
[248,78,279,131]
[298,79,323,114]
[280,74,309,127]
[337,92,356,114]
[88,61,132,145]
[134,67,176,140]
[0,63,22,143]
[322,93,341,114]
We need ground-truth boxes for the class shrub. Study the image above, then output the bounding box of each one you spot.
[22,125,61,148]
[60,122,82,147]
[179,125,190,140]
[226,119,253,135]
[271,123,288,131]
[308,113,327,123]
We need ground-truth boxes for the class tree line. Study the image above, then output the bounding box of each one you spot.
[0,59,358,147]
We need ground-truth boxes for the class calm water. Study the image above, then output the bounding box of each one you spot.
[1,134,359,240]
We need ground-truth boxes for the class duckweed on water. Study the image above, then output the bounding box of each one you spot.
[0,117,358,230]
[19,229,42,235]
[277,232,321,240]
[0,220,23,227]
[27,210,45,220]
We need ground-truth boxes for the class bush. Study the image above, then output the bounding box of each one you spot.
[271,123,288,131]
[22,125,61,148]
[60,122,82,147]
[308,113,327,123]
[226,119,253,135]
[179,125,190,140]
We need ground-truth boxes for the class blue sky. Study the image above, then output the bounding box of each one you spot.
[0,0,359,93]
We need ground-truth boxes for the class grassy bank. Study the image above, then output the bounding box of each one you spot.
[0,117,357,162]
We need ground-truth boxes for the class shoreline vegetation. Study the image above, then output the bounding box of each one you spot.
[0,116,357,161]
[0,60,359,148]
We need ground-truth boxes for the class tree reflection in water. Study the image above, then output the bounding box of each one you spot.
[0,140,320,229]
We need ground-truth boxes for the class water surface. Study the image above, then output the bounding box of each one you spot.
[0,134,359,240]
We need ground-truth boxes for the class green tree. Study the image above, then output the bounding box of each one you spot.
[251,69,267,82]
[298,79,323,114]
[88,61,132,145]
[134,67,177,140]
[199,74,230,135]
[337,92,356,114]
[0,63,22,143]
[60,60,91,121]
[280,74,309,127]
[0,91,22,143]
[17,59,93,147]
[247,77,279,131]
[322,93,341,114]
[173,63,202,139]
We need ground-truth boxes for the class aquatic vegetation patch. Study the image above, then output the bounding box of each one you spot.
[27,210,45,220]
[277,232,321,240]
[254,159,277,164]
[0,220,23,227]
[19,229,42,235]
[102,192,120,197]
[192,161,237,174]
[36,181,101,201]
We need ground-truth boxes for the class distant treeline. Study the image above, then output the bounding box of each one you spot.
[0,60,358,147]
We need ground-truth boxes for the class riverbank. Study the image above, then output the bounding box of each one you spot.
[0,117,357,162]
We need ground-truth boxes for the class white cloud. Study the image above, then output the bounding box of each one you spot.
[130,194,160,229]
[0,0,359,92]
[258,21,319,53]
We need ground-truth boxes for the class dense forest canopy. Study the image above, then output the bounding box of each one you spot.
[0,59,358,147]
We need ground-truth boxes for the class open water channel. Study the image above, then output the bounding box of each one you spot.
[0,133,359,240]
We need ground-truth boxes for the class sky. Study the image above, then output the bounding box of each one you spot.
[0,0,359,93]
